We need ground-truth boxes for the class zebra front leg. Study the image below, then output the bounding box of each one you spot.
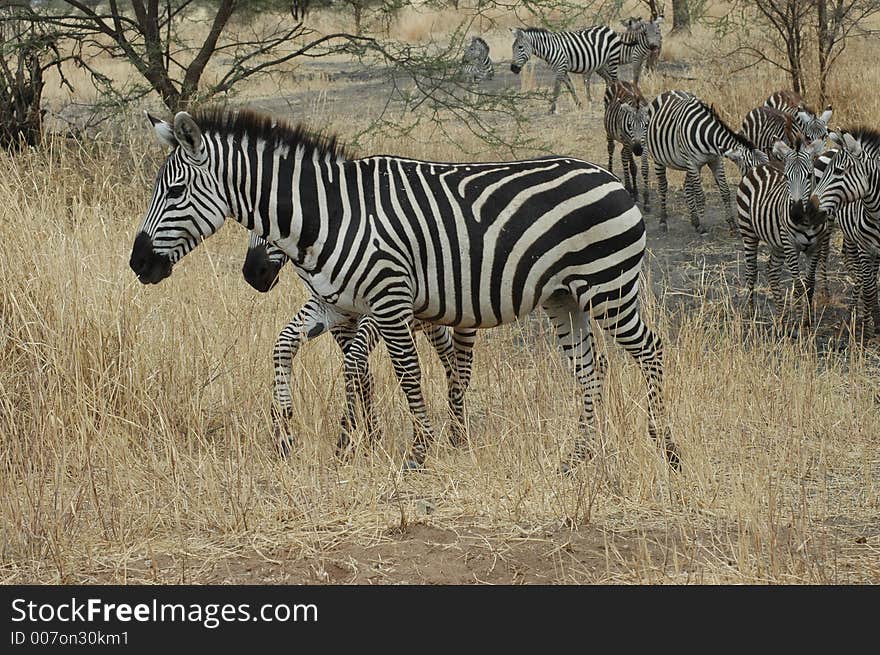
[842,236,861,310]
[684,168,708,234]
[655,163,669,232]
[582,72,592,103]
[641,150,650,212]
[562,73,581,110]
[767,249,787,324]
[335,316,382,460]
[373,310,437,470]
[424,325,477,447]
[272,297,347,456]
[607,137,615,174]
[859,251,880,335]
[543,298,605,473]
[742,234,760,316]
[708,158,736,235]
[816,228,832,298]
[623,145,638,200]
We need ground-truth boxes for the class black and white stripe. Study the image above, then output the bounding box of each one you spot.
[509,26,622,112]
[130,109,678,472]
[646,90,769,233]
[241,232,478,454]
[618,16,663,84]
[735,137,828,317]
[461,36,494,84]
[604,80,650,209]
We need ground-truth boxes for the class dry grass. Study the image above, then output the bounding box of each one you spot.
[2,3,880,585]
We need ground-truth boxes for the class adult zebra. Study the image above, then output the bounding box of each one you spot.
[646,90,768,233]
[509,26,621,112]
[811,128,880,332]
[735,137,828,319]
[619,16,663,84]
[461,36,494,84]
[604,80,650,209]
[129,108,677,472]
[741,105,832,157]
[241,232,479,455]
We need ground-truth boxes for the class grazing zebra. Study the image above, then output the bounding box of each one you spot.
[509,26,621,112]
[735,137,829,318]
[461,36,494,84]
[742,105,833,157]
[241,232,479,454]
[812,129,880,331]
[129,108,677,472]
[604,80,650,209]
[619,15,663,84]
[646,90,769,233]
[760,90,833,147]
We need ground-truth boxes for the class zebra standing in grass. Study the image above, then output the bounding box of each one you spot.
[604,80,651,209]
[461,36,494,84]
[741,105,832,157]
[619,16,663,84]
[130,108,678,472]
[735,137,829,318]
[812,129,880,332]
[241,232,478,454]
[509,26,622,112]
[646,90,769,233]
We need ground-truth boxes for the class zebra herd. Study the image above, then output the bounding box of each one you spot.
[127,19,880,476]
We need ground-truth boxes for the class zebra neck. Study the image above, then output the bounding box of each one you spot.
[220,139,351,271]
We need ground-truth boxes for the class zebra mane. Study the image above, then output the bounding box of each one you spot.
[521,27,550,34]
[696,99,756,150]
[470,36,489,47]
[191,107,355,160]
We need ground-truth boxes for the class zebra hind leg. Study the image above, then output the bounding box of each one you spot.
[335,316,382,460]
[684,168,708,235]
[655,163,669,232]
[542,297,605,474]
[424,325,477,447]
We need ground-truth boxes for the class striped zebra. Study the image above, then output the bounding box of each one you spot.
[461,36,494,84]
[604,80,650,209]
[812,128,880,331]
[646,90,769,233]
[741,106,833,157]
[619,16,663,84]
[759,90,834,147]
[241,232,478,454]
[129,108,678,472]
[735,137,829,318]
[509,26,622,112]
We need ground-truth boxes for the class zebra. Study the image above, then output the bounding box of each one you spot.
[129,108,678,472]
[811,128,880,331]
[509,26,621,112]
[241,231,479,454]
[735,137,829,319]
[760,90,834,147]
[646,90,769,233]
[461,36,494,84]
[604,80,650,209]
[619,15,663,84]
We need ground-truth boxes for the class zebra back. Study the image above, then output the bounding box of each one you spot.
[764,90,805,115]
[741,107,797,155]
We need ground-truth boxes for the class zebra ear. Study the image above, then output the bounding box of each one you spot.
[772,140,792,160]
[842,133,863,157]
[806,138,826,159]
[146,111,178,148]
[818,106,833,125]
[655,14,665,25]
[828,131,844,147]
[172,111,206,163]
[509,28,520,37]
[796,110,813,126]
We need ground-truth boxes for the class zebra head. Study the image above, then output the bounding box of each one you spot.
[620,103,650,156]
[130,112,230,284]
[772,137,827,224]
[795,106,833,143]
[463,36,489,65]
[723,142,770,174]
[509,28,532,74]
[811,131,875,218]
[242,232,289,293]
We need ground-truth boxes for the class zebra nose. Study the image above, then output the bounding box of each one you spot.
[510,64,521,74]
[631,143,643,157]
[129,232,172,284]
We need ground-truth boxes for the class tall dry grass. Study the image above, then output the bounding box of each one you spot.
[2,3,879,584]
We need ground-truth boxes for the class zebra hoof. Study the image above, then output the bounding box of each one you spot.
[276,434,295,459]
[401,458,425,473]
[448,425,468,448]
[664,442,681,471]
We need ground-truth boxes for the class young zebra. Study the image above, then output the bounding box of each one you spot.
[812,128,880,331]
[646,90,768,233]
[241,232,479,454]
[461,36,494,84]
[509,26,621,112]
[604,80,650,209]
[130,109,677,472]
[735,138,829,319]
[618,16,663,84]
[741,106,833,157]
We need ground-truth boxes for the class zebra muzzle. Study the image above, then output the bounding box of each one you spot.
[632,143,644,157]
[510,64,522,74]
[242,244,283,293]
[129,232,173,285]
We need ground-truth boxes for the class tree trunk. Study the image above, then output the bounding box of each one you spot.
[671,0,690,32]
